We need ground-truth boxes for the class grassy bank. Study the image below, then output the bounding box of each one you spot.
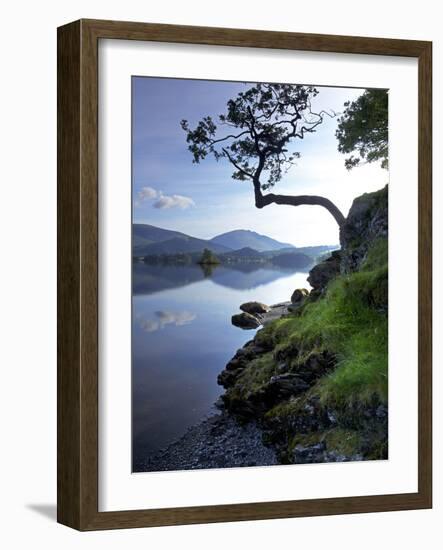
[221,230,388,462]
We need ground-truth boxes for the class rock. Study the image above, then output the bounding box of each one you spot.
[233,301,291,330]
[292,442,327,463]
[219,340,270,387]
[140,412,278,472]
[291,288,309,304]
[231,312,261,329]
[262,302,291,324]
[217,368,242,388]
[294,351,337,383]
[224,395,264,418]
[265,373,310,400]
[240,301,270,315]
[236,342,268,358]
[214,396,225,410]
[274,342,298,362]
[340,185,388,273]
[307,250,341,294]
[276,362,289,373]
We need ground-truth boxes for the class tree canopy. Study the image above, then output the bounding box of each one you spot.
[181,83,346,227]
[198,248,220,265]
[335,89,388,170]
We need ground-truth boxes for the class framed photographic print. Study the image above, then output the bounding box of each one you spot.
[57,19,432,530]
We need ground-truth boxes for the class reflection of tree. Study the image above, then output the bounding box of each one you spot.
[199,262,217,278]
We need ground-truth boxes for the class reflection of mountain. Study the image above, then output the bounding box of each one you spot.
[133,263,204,295]
[210,266,299,291]
[270,252,311,268]
[133,262,307,296]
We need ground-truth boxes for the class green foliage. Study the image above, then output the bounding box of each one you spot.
[336,89,388,170]
[197,248,220,265]
[181,83,327,190]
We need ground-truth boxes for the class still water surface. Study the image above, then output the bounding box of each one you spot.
[132,262,310,469]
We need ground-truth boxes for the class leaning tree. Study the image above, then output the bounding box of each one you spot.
[181,83,346,227]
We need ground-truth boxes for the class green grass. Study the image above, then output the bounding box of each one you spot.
[316,316,388,407]
[361,237,388,271]
[257,240,388,409]
[264,396,303,419]
[229,352,277,400]
[288,428,362,456]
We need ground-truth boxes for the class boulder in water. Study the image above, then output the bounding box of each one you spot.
[240,301,270,315]
[232,312,261,329]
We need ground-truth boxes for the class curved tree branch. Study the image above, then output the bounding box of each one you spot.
[253,180,345,227]
[182,84,346,228]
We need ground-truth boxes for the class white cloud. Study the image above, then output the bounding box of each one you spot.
[135,186,195,210]
[138,186,158,200]
[153,194,195,210]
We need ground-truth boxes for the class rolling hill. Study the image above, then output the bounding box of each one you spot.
[133,224,337,259]
[133,223,189,248]
[133,224,231,256]
[210,229,295,252]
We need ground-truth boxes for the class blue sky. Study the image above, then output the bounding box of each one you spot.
[132,77,387,246]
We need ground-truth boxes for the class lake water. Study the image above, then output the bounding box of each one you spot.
[132,262,310,470]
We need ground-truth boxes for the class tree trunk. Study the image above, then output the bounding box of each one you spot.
[253,183,345,227]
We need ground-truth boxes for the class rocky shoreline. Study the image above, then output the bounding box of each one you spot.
[138,186,389,472]
[137,293,328,473]
[139,410,277,472]
[215,186,389,466]
[137,299,294,473]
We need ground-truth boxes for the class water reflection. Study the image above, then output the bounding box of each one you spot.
[133,261,308,296]
[137,310,197,332]
[132,262,310,470]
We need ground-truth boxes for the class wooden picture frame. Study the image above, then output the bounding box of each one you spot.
[57,18,432,530]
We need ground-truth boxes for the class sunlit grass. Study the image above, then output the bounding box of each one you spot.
[257,240,388,408]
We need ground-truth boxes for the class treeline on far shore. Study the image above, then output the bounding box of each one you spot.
[132,247,337,270]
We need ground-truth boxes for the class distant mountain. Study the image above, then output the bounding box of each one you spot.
[210,229,295,252]
[133,224,188,249]
[133,224,231,256]
[133,224,337,258]
[135,237,231,256]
